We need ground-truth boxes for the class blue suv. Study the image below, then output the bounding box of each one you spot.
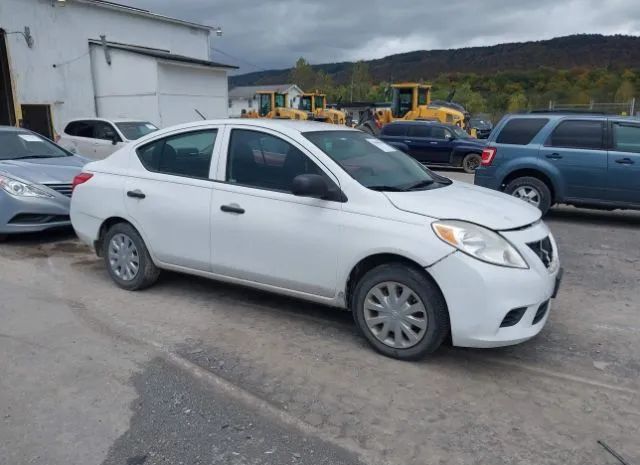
[475,114,640,215]
[379,121,486,173]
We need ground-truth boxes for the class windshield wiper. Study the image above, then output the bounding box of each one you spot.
[367,185,407,192]
[404,180,435,191]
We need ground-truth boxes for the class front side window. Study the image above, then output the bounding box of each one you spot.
[314,96,325,111]
[274,93,286,108]
[393,88,413,118]
[115,122,158,140]
[612,123,640,153]
[259,94,271,116]
[0,130,70,160]
[496,118,549,145]
[547,120,604,150]
[304,131,444,191]
[430,127,447,140]
[94,122,120,142]
[226,129,324,193]
[300,96,312,111]
[136,129,217,179]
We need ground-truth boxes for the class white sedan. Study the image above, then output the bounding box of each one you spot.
[70,119,562,360]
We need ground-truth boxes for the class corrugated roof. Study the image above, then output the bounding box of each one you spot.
[75,0,214,31]
[229,84,302,99]
[88,40,238,69]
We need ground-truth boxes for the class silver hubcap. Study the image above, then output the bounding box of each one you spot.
[108,233,140,281]
[513,186,541,207]
[363,281,428,349]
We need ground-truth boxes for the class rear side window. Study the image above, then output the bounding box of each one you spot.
[65,121,95,138]
[136,129,217,179]
[612,123,640,153]
[495,118,549,145]
[547,120,604,150]
[382,124,407,137]
[407,125,431,138]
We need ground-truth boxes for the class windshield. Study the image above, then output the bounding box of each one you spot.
[0,131,70,160]
[300,96,312,111]
[304,131,448,191]
[115,122,158,140]
[274,93,286,108]
[314,96,325,110]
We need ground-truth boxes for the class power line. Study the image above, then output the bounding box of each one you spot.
[210,47,267,72]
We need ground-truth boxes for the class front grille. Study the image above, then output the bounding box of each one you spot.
[43,183,73,198]
[500,307,527,328]
[9,214,70,225]
[532,301,549,325]
[527,236,554,268]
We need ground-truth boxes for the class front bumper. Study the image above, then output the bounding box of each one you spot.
[0,190,72,234]
[428,221,561,348]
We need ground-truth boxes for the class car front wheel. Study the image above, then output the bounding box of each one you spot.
[351,264,450,360]
[103,222,160,291]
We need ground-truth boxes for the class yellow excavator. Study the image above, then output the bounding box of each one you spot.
[242,91,308,120]
[299,92,347,125]
[356,83,466,135]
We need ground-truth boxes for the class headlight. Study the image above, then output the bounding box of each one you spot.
[432,220,528,269]
[0,173,53,198]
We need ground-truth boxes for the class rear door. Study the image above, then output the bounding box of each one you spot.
[542,119,608,201]
[379,123,408,152]
[607,120,640,205]
[61,120,95,156]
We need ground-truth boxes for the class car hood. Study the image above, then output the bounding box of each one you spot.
[0,156,88,185]
[383,181,541,231]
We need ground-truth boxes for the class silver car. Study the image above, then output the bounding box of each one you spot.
[0,126,88,240]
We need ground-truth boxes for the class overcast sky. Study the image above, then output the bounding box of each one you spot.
[124,0,640,74]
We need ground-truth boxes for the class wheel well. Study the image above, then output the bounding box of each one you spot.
[345,253,442,308]
[502,169,556,201]
[95,217,132,257]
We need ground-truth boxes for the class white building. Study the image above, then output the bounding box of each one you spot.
[0,0,236,138]
[228,84,304,117]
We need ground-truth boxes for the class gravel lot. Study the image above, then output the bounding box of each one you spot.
[1,170,638,465]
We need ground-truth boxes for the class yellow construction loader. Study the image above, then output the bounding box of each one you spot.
[299,92,347,125]
[242,91,308,120]
[356,83,466,135]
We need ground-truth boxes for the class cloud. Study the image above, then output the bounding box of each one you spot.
[123,0,640,73]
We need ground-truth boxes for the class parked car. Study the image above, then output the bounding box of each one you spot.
[469,115,494,139]
[379,121,485,173]
[58,118,159,160]
[71,119,561,360]
[475,113,640,215]
[0,126,88,240]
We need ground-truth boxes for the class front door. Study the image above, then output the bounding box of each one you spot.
[210,127,342,298]
[415,125,452,164]
[93,121,124,159]
[607,121,640,205]
[541,119,608,200]
[124,127,220,271]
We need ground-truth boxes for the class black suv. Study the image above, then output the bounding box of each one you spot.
[379,121,486,173]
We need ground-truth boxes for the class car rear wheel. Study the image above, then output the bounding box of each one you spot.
[505,176,552,215]
[462,153,482,174]
[103,222,160,291]
[351,263,449,360]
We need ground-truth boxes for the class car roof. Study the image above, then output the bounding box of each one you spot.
[65,117,152,124]
[503,112,640,122]
[159,118,358,135]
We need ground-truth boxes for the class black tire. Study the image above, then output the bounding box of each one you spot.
[504,176,552,215]
[461,153,482,174]
[351,263,450,360]
[102,222,160,291]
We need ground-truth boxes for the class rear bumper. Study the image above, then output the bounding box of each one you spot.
[0,191,72,234]
[473,170,501,191]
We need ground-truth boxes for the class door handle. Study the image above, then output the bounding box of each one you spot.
[429,141,439,145]
[545,153,563,160]
[404,140,412,143]
[615,157,635,165]
[127,190,146,199]
[220,204,245,214]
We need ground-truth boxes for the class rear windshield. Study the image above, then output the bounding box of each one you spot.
[495,118,549,145]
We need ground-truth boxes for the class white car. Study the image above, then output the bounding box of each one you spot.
[70,119,562,360]
[58,118,159,160]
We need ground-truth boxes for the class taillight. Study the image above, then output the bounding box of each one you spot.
[71,172,93,193]
[481,147,497,166]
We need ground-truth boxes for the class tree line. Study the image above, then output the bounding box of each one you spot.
[290,58,638,120]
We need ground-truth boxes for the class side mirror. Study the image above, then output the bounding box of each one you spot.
[291,174,329,199]
[107,133,118,145]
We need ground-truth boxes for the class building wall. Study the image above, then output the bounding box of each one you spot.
[0,0,211,132]
[157,62,229,127]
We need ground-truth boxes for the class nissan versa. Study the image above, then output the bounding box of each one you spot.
[70,120,562,360]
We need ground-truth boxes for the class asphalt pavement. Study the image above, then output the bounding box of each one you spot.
[1,169,638,465]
